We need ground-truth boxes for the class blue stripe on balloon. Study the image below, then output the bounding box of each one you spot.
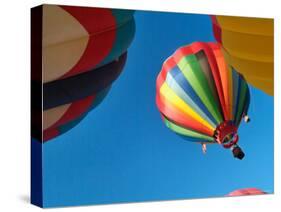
[178,135,215,143]
[101,10,136,67]
[59,112,87,136]
[169,65,219,125]
[166,72,216,128]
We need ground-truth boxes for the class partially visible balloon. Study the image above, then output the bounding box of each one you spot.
[228,188,267,196]
[156,42,250,159]
[40,5,135,83]
[43,53,127,111]
[41,52,127,142]
[43,86,111,141]
[31,5,135,142]
[211,16,273,95]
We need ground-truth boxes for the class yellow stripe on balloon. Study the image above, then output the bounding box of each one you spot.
[220,31,273,62]
[160,82,215,131]
[215,16,273,96]
[216,16,273,36]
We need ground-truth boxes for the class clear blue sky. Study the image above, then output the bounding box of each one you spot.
[43,11,274,207]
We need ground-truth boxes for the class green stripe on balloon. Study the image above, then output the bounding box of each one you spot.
[231,68,239,119]
[198,57,221,109]
[235,79,247,125]
[165,72,217,128]
[178,55,223,124]
[163,117,214,142]
[164,117,214,142]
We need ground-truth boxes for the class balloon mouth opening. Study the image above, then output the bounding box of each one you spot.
[222,133,238,148]
[214,121,238,147]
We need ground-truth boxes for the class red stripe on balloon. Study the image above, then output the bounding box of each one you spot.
[210,15,222,43]
[156,91,214,136]
[60,6,116,78]
[43,128,60,142]
[156,57,177,91]
[46,95,96,131]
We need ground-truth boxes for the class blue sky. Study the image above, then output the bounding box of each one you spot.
[43,11,274,207]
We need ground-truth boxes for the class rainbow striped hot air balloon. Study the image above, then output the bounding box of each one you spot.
[211,16,273,95]
[228,188,267,196]
[31,5,135,142]
[156,42,250,159]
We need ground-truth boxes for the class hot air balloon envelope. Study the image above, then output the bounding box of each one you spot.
[156,42,250,159]
[228,188,267,196]
[31,5,135,142]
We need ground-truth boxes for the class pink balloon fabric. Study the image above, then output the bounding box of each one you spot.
[228,188,266,196]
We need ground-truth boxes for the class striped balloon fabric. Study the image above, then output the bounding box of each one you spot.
[31,5,135,142]
[228,188,267,196]
[211,16,273,95]
[156,42,250,157]
[43,86,111,142]
[41,5,135,83]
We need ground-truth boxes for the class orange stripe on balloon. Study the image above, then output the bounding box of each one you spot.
[207,43,228,120]
[227,63,233,120]
[212,46,231,120]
